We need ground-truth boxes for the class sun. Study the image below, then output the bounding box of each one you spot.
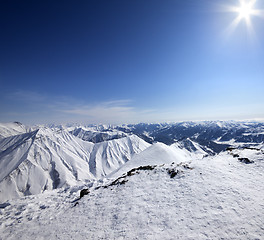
[237,1,254,20]
[230,0,257,23]
[225,0,263,37]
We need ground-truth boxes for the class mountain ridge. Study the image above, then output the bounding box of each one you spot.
[1,120,263,203]
[0,128,150,203]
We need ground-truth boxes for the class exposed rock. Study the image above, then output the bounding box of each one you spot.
[167,169,180,178]
[238,158,254,164]
[80,189,89,198]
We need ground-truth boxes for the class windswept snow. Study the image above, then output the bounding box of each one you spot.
[0,150,263,239]
[0,121,264,239]
[108,142,192,179]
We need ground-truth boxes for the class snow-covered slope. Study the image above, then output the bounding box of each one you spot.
[0,122,28,138]
[0,129,150,203]
[0,148,263,240]
[0,128,94,203]
[89,134,150,178]
[70,126,127,143]
[109,142,192,179]
[172,138,211,157]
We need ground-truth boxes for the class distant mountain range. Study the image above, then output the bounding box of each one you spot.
[68,121,264,153]
[0,121,263,203]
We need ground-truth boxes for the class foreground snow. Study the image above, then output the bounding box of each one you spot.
[0,150,263,240]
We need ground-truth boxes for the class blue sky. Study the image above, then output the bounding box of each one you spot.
[0,0,264,124]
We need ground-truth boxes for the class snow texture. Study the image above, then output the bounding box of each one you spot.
[0,121,263,239]
[0,149,263,239]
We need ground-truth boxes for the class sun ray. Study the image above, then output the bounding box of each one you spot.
[224,0,263,38]
[252,9,264,18]
[225,16,242,36]
[246,17,258,44]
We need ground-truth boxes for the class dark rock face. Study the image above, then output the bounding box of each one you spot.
[80,189,89,198]
[238,158,254,164]
[0,202,11,209]
[167,169,180,178]
[14,121,23,125]
[98,165,157,190]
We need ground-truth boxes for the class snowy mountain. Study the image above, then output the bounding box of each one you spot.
[70,126,128,143]
[118,121,264,151]
[88,134,150,178]
[0,121,263,239]
[0,122,28,139]
[0,128,150,203]
[172,138,213,156]
[108,142,193,179]
[0,145,263,239]
[68,121,264,154]
[1,120,263,203]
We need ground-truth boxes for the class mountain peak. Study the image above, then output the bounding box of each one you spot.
[0,130,150,202]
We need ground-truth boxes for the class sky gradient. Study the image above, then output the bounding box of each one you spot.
[1,0,264,124]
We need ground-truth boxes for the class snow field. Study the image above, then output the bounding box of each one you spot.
[0,151,263,240]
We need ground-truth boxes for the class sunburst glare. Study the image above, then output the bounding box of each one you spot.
[237,0,254,20]
[225,0,263,37]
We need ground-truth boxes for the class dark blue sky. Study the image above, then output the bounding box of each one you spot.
[1,0,264,124]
